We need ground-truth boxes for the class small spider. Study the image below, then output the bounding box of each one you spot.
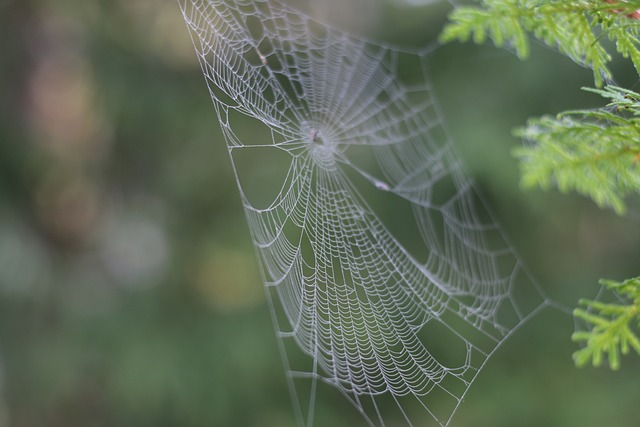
[310,128,319,143]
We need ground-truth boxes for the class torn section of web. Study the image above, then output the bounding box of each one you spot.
[178,0,551,425]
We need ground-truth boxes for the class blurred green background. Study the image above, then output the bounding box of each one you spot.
[0,0,638,426]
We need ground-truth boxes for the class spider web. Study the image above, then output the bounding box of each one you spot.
[178,0,551,425]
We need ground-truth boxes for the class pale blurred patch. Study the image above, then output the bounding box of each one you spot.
[99,209,170,289]
[112,0,201,68]
[26,12,111,164]
[0,216,52,297]
[289,0,382,35]
[24,10,112,251]
[192,246,263,312]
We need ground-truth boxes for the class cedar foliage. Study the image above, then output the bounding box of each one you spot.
[441,0,640,369]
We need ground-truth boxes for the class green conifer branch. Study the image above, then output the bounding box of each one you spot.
[572,277,640,370]
[440,0,640,86]
[601,13,640,76]
[440,1,640,370]
[514,86,640,214]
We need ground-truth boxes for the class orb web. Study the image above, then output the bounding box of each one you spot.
[178,0,551,425]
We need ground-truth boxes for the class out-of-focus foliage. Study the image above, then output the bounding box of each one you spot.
[0,1,276,425]
[0,0,639,426]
